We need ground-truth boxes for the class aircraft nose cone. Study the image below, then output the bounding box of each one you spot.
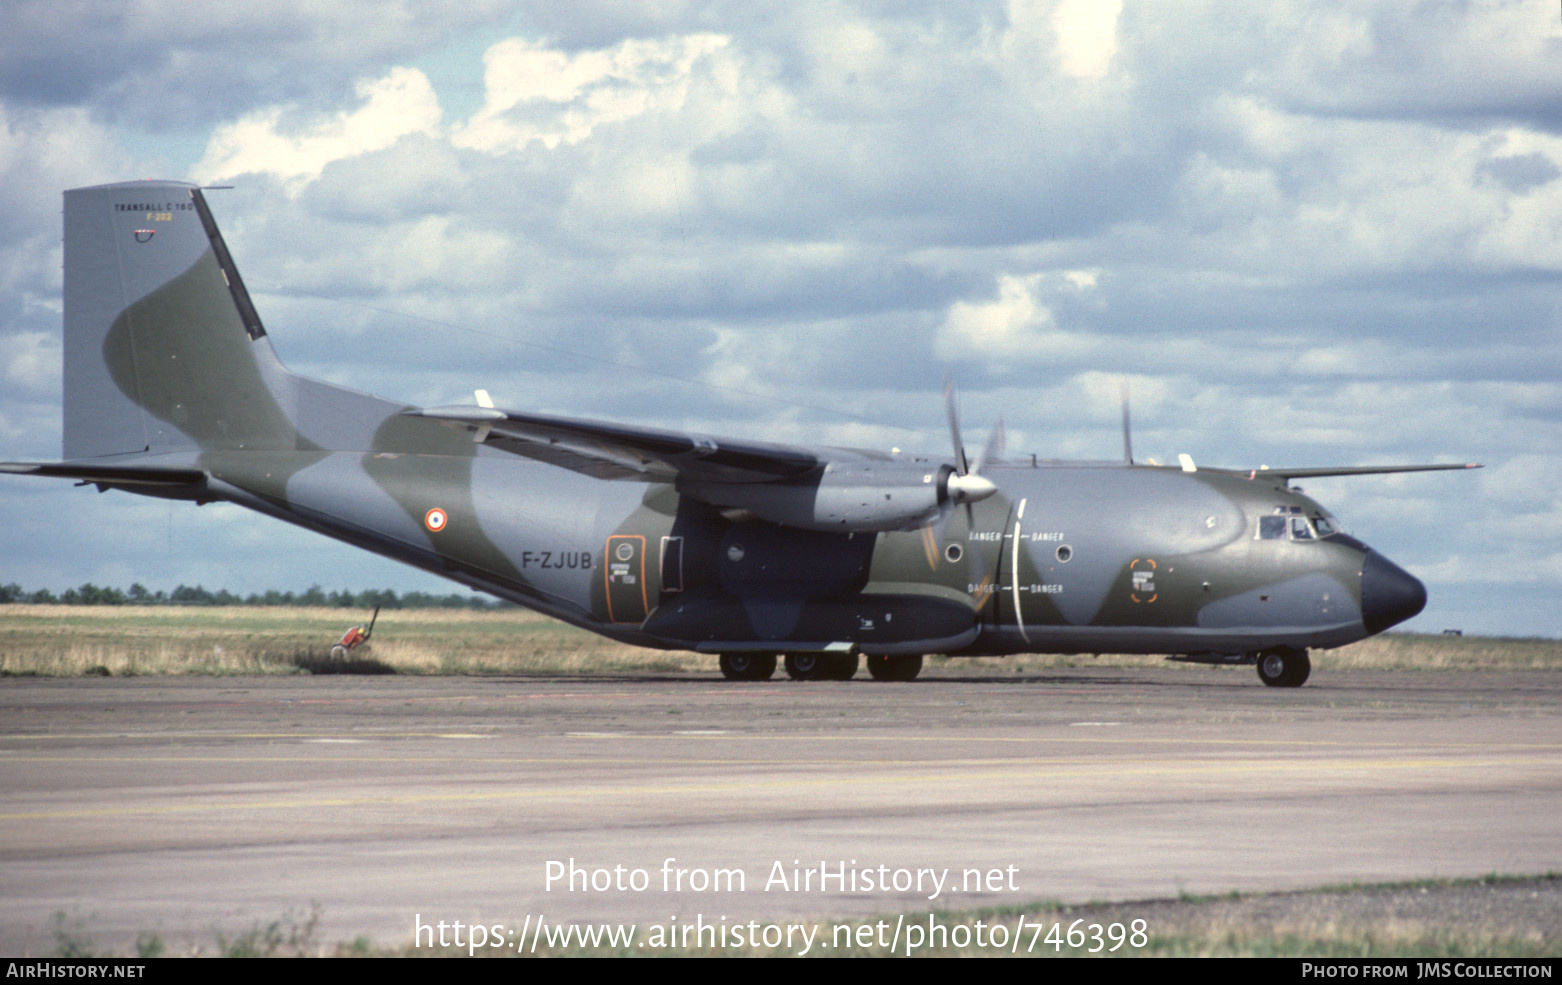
[1360,550,1427,635]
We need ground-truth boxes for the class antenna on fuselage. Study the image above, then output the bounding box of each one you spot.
[1120,380,1134,465]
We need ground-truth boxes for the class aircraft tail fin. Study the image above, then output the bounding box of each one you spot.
[65,181,291,458]
[61,181,389,461]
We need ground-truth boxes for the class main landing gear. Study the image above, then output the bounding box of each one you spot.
[1255,646,1311,688]
[718,652,777,681]
[717,651,924,682]
[865,654,923,682]
[784,653,858,681]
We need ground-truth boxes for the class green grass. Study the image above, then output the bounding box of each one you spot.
[0,604,693,677]
[407,873,1561,958]
[47,874,1558,957]
[0,605,1554,677]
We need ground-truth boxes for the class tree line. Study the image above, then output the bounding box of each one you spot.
[0,583,513,610]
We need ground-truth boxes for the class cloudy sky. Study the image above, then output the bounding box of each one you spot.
[0,1,1557,637]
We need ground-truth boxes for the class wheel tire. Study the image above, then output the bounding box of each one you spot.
[719,652,776,681]
[785,653,826,680]
[1287,650,1311,686]
[866,654,923,682]
[1256,647,1310,687]
[330,644,348,661]
[825,653,858,680]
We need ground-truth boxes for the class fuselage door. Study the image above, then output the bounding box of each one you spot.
[605,534,648,623]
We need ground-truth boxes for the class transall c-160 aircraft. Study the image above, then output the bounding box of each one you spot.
[2,182,1480,686]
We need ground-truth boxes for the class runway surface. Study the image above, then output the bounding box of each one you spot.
[1,666,1558,954]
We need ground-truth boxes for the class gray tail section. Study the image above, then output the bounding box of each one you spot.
[63,181,398,461]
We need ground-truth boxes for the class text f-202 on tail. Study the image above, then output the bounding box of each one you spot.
[1,182,1480,686]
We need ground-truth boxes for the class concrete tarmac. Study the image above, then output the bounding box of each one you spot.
[0,666,1557,955]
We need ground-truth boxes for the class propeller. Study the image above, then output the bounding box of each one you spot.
[943,380,1001,507]
[938,381,1005,614]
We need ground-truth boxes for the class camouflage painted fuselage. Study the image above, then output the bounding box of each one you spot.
[203,446,1407,660]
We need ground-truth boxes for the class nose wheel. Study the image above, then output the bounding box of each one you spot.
[1255,646,1310,687]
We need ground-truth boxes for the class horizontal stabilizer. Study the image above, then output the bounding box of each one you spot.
[0,461,206,487]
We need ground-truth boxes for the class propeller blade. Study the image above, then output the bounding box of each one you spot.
[1121,380,1133,465]
[933,382,999,613]
[944,379,970,476]
[972,416,1005,476]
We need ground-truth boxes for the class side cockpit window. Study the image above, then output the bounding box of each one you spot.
[1258,515,1287,540]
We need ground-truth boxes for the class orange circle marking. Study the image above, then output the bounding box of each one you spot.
[424,508,448,532]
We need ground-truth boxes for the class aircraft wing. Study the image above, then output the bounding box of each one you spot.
[1216,463,1483,483]
[409,405,828,484]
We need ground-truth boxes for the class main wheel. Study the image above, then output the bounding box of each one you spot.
[866,654,923,682]
[784,653,827,680]
[1256,647,1310,687]
[719,652,776,681]
[825,653,859,680]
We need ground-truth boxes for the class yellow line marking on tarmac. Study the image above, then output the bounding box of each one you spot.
[562,734,1562,751]
[0,754,1420,768]
[0,731,497,741]
[0,756,1553,822]
[0,755,916,765]
[3,732,1556,751]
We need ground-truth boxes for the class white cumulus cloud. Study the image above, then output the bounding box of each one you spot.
[191,67,443,188]
[1051,0,1122,78]
[454,33,730,152]
[936,273,1055,361]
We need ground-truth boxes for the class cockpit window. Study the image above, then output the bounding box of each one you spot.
[1257,509,1339,541]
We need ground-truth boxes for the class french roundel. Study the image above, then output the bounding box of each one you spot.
[424,508,448,532]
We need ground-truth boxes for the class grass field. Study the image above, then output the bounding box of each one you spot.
[49,874,1561,957]
[0,604,1554,677]
[423,874,1562,958]
[0,604,677,677]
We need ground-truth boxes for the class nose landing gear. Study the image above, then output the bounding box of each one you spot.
[1255,646,1310,688]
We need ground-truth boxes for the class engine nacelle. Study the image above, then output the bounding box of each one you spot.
[684,461,991,533]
